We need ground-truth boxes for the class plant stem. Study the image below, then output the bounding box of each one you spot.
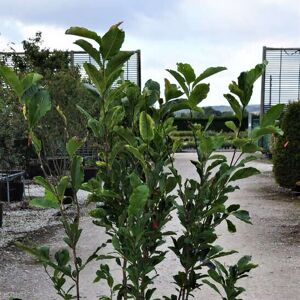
[122,258,128,300]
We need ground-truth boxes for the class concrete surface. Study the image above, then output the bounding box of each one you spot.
[1,152,300,299]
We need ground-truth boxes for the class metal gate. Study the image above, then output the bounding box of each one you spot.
[0,50,141,88]
[260,47,300,115]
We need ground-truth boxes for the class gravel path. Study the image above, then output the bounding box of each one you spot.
[1,152,300,299]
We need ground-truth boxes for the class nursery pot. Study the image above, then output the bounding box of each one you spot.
[26,163,43,179]
[0,178,24,202]
[84,167,98,182]
[63,187,74,204]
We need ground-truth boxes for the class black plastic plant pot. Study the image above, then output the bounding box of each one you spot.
[84,167,98,182]
[63,187,74,204]
[0,180,24,202]
[26,164,44,179]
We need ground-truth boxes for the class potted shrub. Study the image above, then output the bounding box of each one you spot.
[0,97,26,202]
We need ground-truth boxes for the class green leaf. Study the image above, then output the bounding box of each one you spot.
[202,279,222,296]
[204,115,214,132]
[26,89,51,128]
[208,269,222,284]
[71,156,84,192]
[164,78,184,101]
[166,69,189,95]
[251,125,282,139]
[177,63,196,84]
[144,79,160,106]
[242,142,260,153]
[55,249,70,266]
[139,111,155,142]
[83,63,105,95]
[106,51,134,77]
[30,197,59,209]
[230,167,260,182]
[261,103,285,127]
[74,39,101,66]
[66,137,85,158]
[22,73,43,92]
[0,65,23,98]
[34,176,56,195]
[128,185,149,217]
[101,22,125,59]
[193,66,227,87]
[232,210,252,224]
[237,63,266,106]
[161,98,199,117]
[57,176,69,199]
[166,176,177,194]
[189,83,209,106]
[30,131,42,154]
[226,219,236,233]
[224,94,242,122]
[65,26,102,45]
[225,121,237,133]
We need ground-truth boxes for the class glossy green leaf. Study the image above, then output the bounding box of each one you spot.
[30,197,59,209]
[34,176,56,195]
[166,69,189,95]
[230,167,260,182]
[26,89,51,128]
[139,111,155,142]
[55,248,70,266]
[193,66,227,87]
[177,63,196,84]
[22,73,43,92]
[225,121,237,133]
[226,219,236,233]
[204,115,214,132]
[251,125,282,139]
[106,51,134,77]
[66,137,85,158]
[57,176,69,199]
[101,22,125,59]
[224,93,242,121]
[30,131,42,154]
[164,78,184,101]
[242,142,260,153]
[261,103,285,127]
[189,83,209,106]
[128,185,149,217]
[233,210,252,224]
[74,39,101,66]
[144,79,160,106]
[71,156,84,192]
[0,65,23,98]
[83,63,105,95]
[65,26,102,45]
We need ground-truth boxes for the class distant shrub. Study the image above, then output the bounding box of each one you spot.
[273,101,300,190]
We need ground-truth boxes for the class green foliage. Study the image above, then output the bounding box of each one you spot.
[2,23,284,300]
[273,100,300,189]
[203,256,257,300]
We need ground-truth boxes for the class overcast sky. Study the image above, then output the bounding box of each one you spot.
[1,0,300,105]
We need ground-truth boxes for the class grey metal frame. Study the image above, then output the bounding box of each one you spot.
[261,46,300,118]
[0,171,25,203]
[0,50,142,88]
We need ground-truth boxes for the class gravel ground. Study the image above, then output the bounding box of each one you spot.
[1,152,300,299]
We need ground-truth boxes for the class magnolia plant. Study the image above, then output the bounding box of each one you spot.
[1,23,284,300]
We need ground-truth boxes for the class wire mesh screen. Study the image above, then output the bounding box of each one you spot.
[0,50,141,88]
[261,47,300,114]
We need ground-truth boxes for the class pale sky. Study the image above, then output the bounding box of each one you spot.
[1,0,300,105]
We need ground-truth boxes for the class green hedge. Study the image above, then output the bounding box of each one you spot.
[273,101,300,190]
[174,116,248,132]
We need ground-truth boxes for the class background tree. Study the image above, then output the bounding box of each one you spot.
[273,100,300,190]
